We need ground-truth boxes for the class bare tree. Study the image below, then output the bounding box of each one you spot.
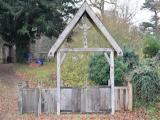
[88,0,117,16]
[117,0,138,23]
[88,0,137,23]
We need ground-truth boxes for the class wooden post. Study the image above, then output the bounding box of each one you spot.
[104,52,111,86]
[18,83,23,114]
[37,88,41,116]
[128,81,133,111]
[104,52,111,65]
[57,51,61,115]
[110,50,115,115]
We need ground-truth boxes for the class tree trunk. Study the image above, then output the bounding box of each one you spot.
[16,36,30,63]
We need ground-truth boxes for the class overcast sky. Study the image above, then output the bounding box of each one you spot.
[87,0,153,26]
[105,0,153,25]
[128,0,153,25]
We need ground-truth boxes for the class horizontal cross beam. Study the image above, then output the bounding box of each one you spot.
[59,48,113,52]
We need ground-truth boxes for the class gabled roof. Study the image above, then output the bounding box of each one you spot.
[48,2,123,57]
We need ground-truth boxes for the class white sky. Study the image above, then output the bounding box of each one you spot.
[127,0,153,25]
[86,0,153,26]
[105,0,153,25]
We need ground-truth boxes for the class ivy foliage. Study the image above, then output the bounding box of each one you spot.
[131,58,160,103]
[123,47,139,70]
[143,35,160,58]
[131,35,160,104]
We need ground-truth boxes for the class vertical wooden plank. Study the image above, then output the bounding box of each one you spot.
[81,88,86,112]
[42,89,57,113]
[35,88,40,116]
[61,88,72,111]
[114,88,117,111]
[93,87,100,112]
[104,52,111,65]
[37,88,41,116]
[124,88,127,110]
[110,50,115,115]
[128,81,133,111]
[120,89,123,110]
[57,51,61,115]
[18,83,23,114]
[106,87,111,110]
[100,87,106,111]
[100,87,111,111]
[72,88,81,112]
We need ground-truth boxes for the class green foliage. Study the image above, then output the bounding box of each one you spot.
[88,47,138,86]
[61,53,94,87]
[131,59,160,103]
[147,107,158,120]
[0,0,81,62]
[142,0,160,36]
[114,58,128,85]
[88,54,127,86]
[143,35,160,58]
[123,47,139,70]
[88,54,110,85]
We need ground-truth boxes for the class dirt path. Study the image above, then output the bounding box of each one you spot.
[0,64,22,120]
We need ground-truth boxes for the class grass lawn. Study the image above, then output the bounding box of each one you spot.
[14,61,56,88]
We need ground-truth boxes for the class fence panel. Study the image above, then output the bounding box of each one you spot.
[99,87,111,111]
[81,87,100,112]
[21,88,39,113]
[71,88,81,112]
[19,86,131,114]
[41,89,57,113]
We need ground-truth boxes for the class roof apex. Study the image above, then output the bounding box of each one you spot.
[48,1,123,57]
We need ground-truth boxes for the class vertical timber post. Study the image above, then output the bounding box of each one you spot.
[57,51,61,115]
[128,81,133,111]
[110,50,115,115]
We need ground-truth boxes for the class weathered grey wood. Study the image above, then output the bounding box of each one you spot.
[128,81,133,111]
[18,83,23,114]
[87,87,100,112]
[60,48,113,52]
[19,86,131,114]
[41,89,57,113]
[104,52,111,65]
[47,2,124,117]
[81,87,100,112]
[21,89,39,113]
[60,53,66,65]
[85,3,123,56]
[110,50,115,115]
[81,88,86,112]
[72,88,81,112]
[36,88,41,116]
[114,87,128,111]
[99,87,111,111]
[114,88,118,111]
[108,79,111,86]
[124,88,128,110]
[57,51,61,115]
[48,2,86,57]
[48,2,123,57]
[120,89,124,110]
[61,88,72,111]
